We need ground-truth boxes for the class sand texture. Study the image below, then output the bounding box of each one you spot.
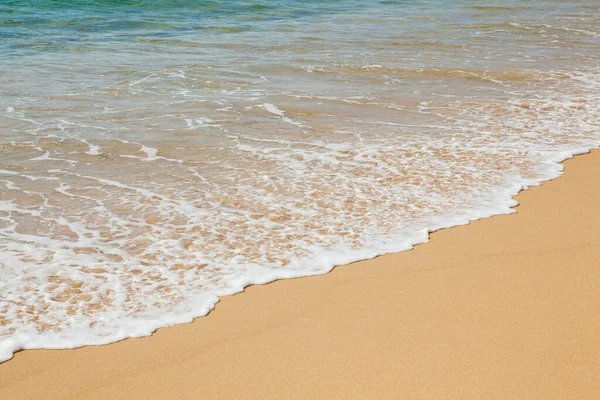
[1,150,599,399]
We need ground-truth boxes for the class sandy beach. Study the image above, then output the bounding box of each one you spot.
[1,149,599,399]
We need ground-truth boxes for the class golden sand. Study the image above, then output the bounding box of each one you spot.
[1,150,599,399]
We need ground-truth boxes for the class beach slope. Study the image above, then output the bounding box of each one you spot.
[1,150,599,399]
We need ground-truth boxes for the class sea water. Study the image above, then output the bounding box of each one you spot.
[1,0,599,362]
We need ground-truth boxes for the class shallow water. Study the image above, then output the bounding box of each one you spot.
[1,0,599,361]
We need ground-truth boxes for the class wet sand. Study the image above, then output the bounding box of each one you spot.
[1,149,599,399]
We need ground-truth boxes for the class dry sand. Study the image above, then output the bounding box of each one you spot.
[1,150,599,399]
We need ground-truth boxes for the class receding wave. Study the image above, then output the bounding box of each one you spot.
[0,0,599,362]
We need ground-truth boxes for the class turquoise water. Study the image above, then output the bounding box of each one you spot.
[1,0,373,51]
[1,1,599,362]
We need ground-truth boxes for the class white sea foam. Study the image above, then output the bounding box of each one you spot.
[262,103,306,128]
[29,151,52,161]
[79,140,102,155]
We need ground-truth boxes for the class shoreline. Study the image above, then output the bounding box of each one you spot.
[1,149,600,399]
